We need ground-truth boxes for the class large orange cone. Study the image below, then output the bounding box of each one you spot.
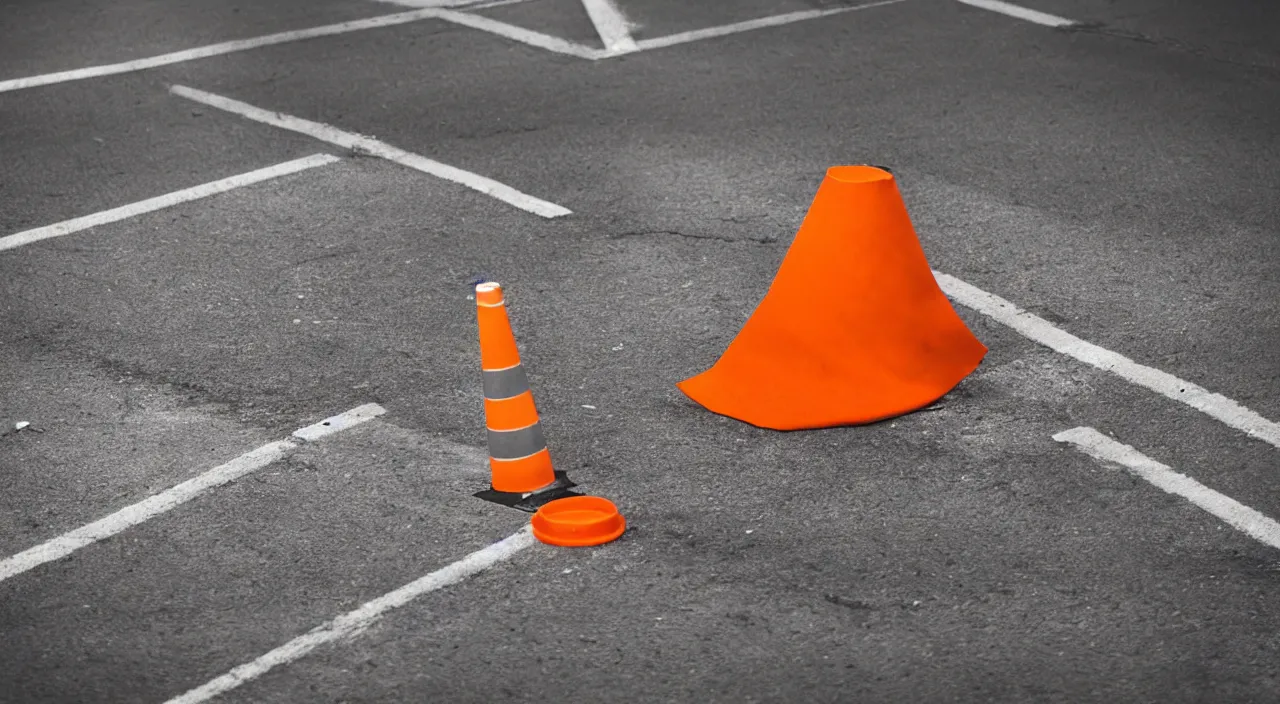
[677,165,986,430]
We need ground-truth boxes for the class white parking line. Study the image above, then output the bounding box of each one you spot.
[293,403,389,441]
[955,0,1077,28]
[427,9,603,59]
[170,85,573,219]
[0,1,536,95]
[936,272,1280,449]
[424,0,910,60]
[582,0,639,55]
[0,154,339,253]
[165,528,537,704]
[0,404,385,584]
[1055,427,1280,551]
[0,11,444,95]
[632,0,911,53]
[373,0,530,8]
[1,0,913,88]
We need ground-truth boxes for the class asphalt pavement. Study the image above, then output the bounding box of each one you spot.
[2,0,1278,702]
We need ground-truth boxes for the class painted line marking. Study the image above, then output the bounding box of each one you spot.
[581,0,639,55]
[171,85,572,219]
[0,10,449,94]
[426,8,604,59]
[0,403,386,583]
[934,272,1280,449]
[404,0,906,60]
[632,0,911,53]
[374,0,531,8]
[0,154,339,253]
[955,0,1077,28]
[293,403,387,441]
[1055,427,1280,551]
[0,441,295,583]
[164,528,537,704]
[0,0,1000,91]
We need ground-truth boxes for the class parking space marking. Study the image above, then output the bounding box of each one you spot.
[936,272,1280,450]
[955,0,1077,28]
[0,0,1074,98]
[0,442,293,583]
[407,0,911,60]
[0,10,454,95]
[0,154,340,253]
[0,404,385,584]
[582,0,639,55]
[630,0,912,54]
[375,0,529,8]
[165,528,537,704]
[426,8,603,59]
[1055,427,1280,551]
[0,0,916,89]
[293,403,389,441]
[171,85,573,219]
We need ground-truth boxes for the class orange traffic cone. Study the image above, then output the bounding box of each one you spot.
[473,281,576,510]
[677,165,986,430]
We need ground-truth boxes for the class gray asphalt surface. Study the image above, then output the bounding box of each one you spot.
[2,0,1278,702]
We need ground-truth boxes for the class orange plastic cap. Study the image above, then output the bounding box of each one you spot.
[531,496,626,547]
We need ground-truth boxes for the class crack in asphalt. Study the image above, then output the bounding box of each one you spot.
[1063,22,1280,77]
[455,124,544,140]
[267,247,361,293]
[610,229,777,245]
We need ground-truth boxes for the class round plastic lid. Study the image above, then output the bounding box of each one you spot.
[531,496,626,547]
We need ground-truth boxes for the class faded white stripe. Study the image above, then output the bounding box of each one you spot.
[373,0,529,8]
[427,8,604,59]
[170,85,572,219]
[1055,427,1280,551]
[0,11,446,94]
[581,0,639,54]
[935,272,1280,449]
[0,441,296,583]
[165,529,537,704]
[293,403,387,441]
[0,154,339,253]
[955,0,1077,28]
[633,0,910,52]
[0,403,386,583]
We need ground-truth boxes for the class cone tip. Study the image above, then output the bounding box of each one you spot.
[826,165,894,184]
[475,281,503,305]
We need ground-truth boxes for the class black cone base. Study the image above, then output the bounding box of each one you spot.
[474,471,580,513]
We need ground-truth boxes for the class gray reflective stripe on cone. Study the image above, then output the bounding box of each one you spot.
[487,423,547,460]
[482,365,530,401]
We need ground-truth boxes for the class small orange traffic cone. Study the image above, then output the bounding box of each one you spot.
[677,165,986,430]
[473,281,576,510]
